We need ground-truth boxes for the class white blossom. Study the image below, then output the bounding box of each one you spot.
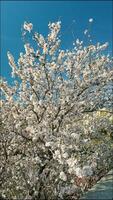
[75,167,83,178]
[84,29,88,35]
[59,171,67,181]
[23,21,33,32]
[82,165,93,177]
[89,18,93,23]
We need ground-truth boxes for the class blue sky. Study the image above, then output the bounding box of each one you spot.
[1,1,112,83]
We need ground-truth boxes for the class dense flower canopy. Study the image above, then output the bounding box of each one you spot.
[0,20,113,200]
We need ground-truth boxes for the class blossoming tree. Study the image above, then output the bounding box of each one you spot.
[0,21,113,200]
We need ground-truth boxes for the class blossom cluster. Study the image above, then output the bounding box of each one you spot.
[0,20,113,200]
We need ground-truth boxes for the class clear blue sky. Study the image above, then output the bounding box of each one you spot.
[1,1,112,83]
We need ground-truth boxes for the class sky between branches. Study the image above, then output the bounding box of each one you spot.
[1,1,112,83]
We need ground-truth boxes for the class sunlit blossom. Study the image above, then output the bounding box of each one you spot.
[23,21,33,32]
[89,18,93,23]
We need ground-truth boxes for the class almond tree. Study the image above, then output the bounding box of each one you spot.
[0,21,113,200]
